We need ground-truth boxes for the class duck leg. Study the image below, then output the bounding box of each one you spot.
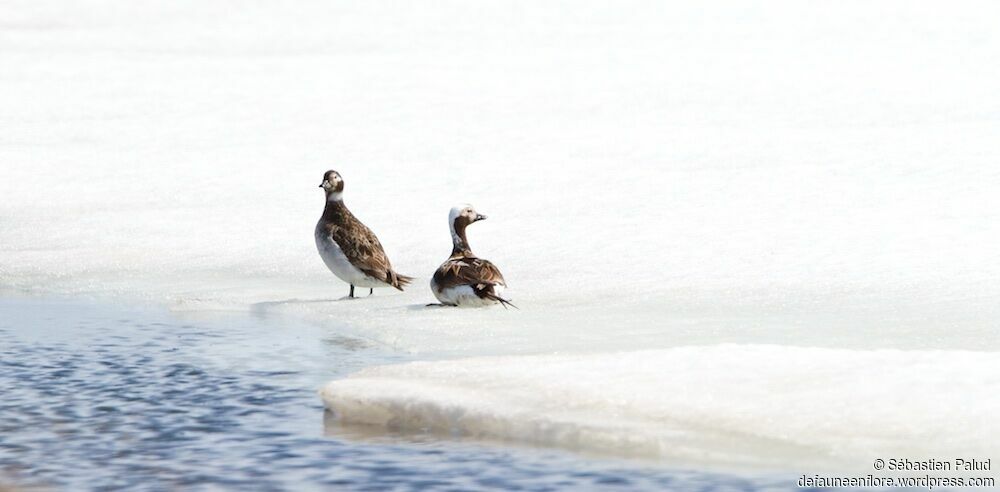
[368,288,374,296]
[349,284,355,298]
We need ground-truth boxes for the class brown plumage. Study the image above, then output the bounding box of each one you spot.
[320,202,412,290]
[432,256,511,306]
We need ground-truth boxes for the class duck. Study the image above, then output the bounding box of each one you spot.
[430,204,515,308]
[314,170,412,298]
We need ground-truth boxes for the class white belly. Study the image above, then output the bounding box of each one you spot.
[431,279,504,307]
[315,228,386,288]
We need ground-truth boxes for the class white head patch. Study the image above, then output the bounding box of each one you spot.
[449,203,474,226]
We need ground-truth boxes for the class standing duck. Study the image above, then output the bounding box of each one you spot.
[315,170,412,298]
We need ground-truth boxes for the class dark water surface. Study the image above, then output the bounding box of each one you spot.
[0,296,790,491]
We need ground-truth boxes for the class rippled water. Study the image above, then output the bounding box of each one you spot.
[0,297,791,491]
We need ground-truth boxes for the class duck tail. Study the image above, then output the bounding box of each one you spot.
[485,293,518,310]
[390,271,414,291]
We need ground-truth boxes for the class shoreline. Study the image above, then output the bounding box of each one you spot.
[5,290,997,483]
[5,289,1000,475]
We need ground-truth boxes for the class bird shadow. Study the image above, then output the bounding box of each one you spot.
[406,303,450,311]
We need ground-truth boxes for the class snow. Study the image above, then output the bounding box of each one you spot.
[2,0,999,471]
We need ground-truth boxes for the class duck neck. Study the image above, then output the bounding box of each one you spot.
[450,221,473,257]
[322,193,347,220]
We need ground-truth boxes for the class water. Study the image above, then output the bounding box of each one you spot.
[0,296,788,491]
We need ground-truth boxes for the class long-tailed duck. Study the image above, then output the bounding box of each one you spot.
[430,204,515,308]
[315,170,412,298]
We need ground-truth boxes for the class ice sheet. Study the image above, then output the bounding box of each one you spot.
[3,0,999,471]
[322,345,1000,469]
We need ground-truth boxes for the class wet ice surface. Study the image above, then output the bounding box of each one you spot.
[0,297,790,491]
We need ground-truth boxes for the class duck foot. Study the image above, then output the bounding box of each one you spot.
[337,285,357,300]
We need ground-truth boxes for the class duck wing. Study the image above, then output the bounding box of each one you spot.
[433,256,514,308]
[324,217,412,289]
